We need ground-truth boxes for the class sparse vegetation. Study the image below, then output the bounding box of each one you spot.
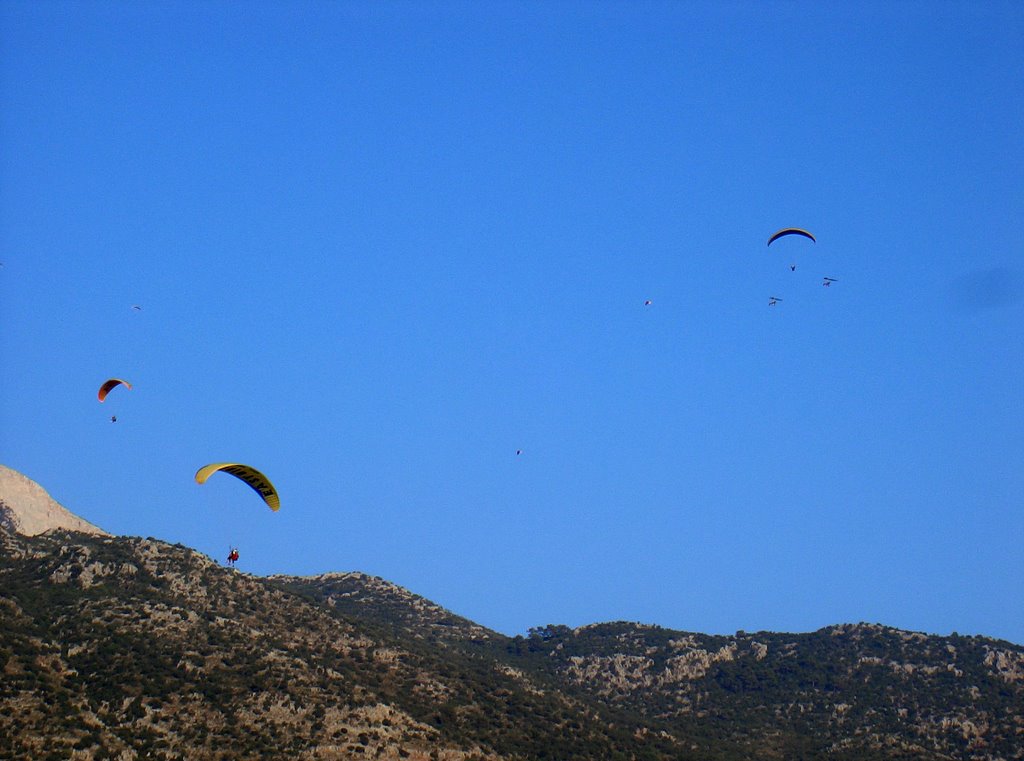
[1,528,1022,760]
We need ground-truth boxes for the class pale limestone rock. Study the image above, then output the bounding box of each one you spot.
[984,647,1024,682]
[0,464,108,536]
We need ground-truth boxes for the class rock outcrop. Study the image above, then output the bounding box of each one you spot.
[0,464,108,536]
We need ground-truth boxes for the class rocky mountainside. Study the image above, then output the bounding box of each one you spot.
[0,529,676,761]
[280,576,1024,761]
[0,465,1021,760]
[509,622,1024,759]
[2,530,1021,761]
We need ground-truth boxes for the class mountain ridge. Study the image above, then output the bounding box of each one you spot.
[1,465,1022,759]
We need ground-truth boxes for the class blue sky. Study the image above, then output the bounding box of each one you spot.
[2,1,1022,643]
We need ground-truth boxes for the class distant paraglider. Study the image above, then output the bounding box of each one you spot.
[98,378,132,403]
[768,296,782,307]
[823,277,838,287]
[644,299,652,307]
[769,228,816,277]
[227,547,239,567]
[195,463,281,512]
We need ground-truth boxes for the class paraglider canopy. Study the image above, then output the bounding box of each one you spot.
[767,228,816,246]
[195,463,280,511]
[98,378,132,402]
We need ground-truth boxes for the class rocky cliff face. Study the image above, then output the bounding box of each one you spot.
[0,464,108,537]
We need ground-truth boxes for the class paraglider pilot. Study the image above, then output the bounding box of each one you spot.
[227,548,239,567]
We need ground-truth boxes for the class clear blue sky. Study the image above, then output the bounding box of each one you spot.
[2,1,1022,644]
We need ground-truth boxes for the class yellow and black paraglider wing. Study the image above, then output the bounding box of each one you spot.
[767,228,816,246]
[98,378,132,402]
[194,463,281,512]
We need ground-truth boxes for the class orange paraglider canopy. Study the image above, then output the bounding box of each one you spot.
[98,378,132,402]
